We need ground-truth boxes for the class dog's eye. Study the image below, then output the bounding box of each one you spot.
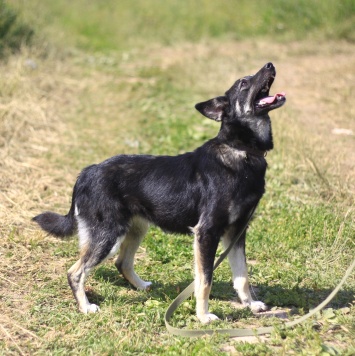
[240,80,248,88]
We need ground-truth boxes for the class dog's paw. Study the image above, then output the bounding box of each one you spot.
[87,304,100,313]
[250,301,268,313]
[79,303,100,314]
[137,281,152,291]
[198,313,220,324]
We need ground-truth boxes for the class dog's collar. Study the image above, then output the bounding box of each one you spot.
[235,145,267,158]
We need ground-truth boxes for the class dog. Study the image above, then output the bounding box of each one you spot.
[33,62,286,323]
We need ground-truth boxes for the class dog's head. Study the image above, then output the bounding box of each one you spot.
[195,63,286,122]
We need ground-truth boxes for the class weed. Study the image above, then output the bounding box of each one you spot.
[0,0,33,55]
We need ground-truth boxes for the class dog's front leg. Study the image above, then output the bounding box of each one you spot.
[222,230,267,313]
[193,229,219,324]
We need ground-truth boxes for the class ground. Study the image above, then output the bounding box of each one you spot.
[0,39,354,355]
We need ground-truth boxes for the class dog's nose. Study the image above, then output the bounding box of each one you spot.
[265,62,274,70]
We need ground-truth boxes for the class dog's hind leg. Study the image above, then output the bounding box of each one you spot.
[222,229,267,313]
[68,214,126,313]
[115,217,151,290]
[67,256,99,314]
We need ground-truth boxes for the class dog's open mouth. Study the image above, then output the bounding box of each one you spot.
[254,77,286,111]
[256,92,286,107]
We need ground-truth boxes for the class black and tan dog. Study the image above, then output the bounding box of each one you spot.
[33,63,285,323]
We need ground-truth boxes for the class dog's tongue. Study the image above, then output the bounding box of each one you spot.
[257,92,286,106]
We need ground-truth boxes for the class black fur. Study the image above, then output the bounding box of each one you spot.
[32,193,76,237]
[33,63,286,321]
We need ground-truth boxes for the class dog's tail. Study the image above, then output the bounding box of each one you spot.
[32,188,77,238]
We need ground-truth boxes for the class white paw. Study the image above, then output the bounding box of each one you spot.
[250,300,268,313]
[198,313,220,324]
[137,281,152,291]
[87,303,100,313]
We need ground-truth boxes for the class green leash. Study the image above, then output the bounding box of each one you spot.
[165,209,355,337]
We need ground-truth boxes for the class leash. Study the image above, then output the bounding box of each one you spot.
[164,207,355,337]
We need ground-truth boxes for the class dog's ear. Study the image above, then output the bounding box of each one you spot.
[195,96,229,121]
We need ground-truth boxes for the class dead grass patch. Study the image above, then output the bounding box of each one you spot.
[0,47,143,351]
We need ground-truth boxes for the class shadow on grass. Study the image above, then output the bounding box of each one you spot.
[92,266,354,313]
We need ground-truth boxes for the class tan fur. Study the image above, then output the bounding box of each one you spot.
[193,231,219,323]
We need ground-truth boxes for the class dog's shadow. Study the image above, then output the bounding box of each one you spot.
[89,267,354,316]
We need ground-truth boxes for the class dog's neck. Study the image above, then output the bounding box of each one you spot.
[229,144,266,158]
[217,114,274,152]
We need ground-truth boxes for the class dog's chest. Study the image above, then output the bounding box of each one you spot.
[217,144,266,172]
[226,163,266,224]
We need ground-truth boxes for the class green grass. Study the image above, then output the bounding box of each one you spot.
[10,0,355,52]
[1,1,355,355]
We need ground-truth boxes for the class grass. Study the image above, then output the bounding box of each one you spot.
[9,0,355,52]
[1,1,355,355]
[0,0,33,55]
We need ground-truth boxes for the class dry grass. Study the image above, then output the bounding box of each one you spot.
[0,40,354,353]
[1,48,78,228]
[0,47,143,351]
[274,42,355,205]
[0,48,75,352]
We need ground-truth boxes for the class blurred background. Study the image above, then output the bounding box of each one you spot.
[2,0,354,53]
